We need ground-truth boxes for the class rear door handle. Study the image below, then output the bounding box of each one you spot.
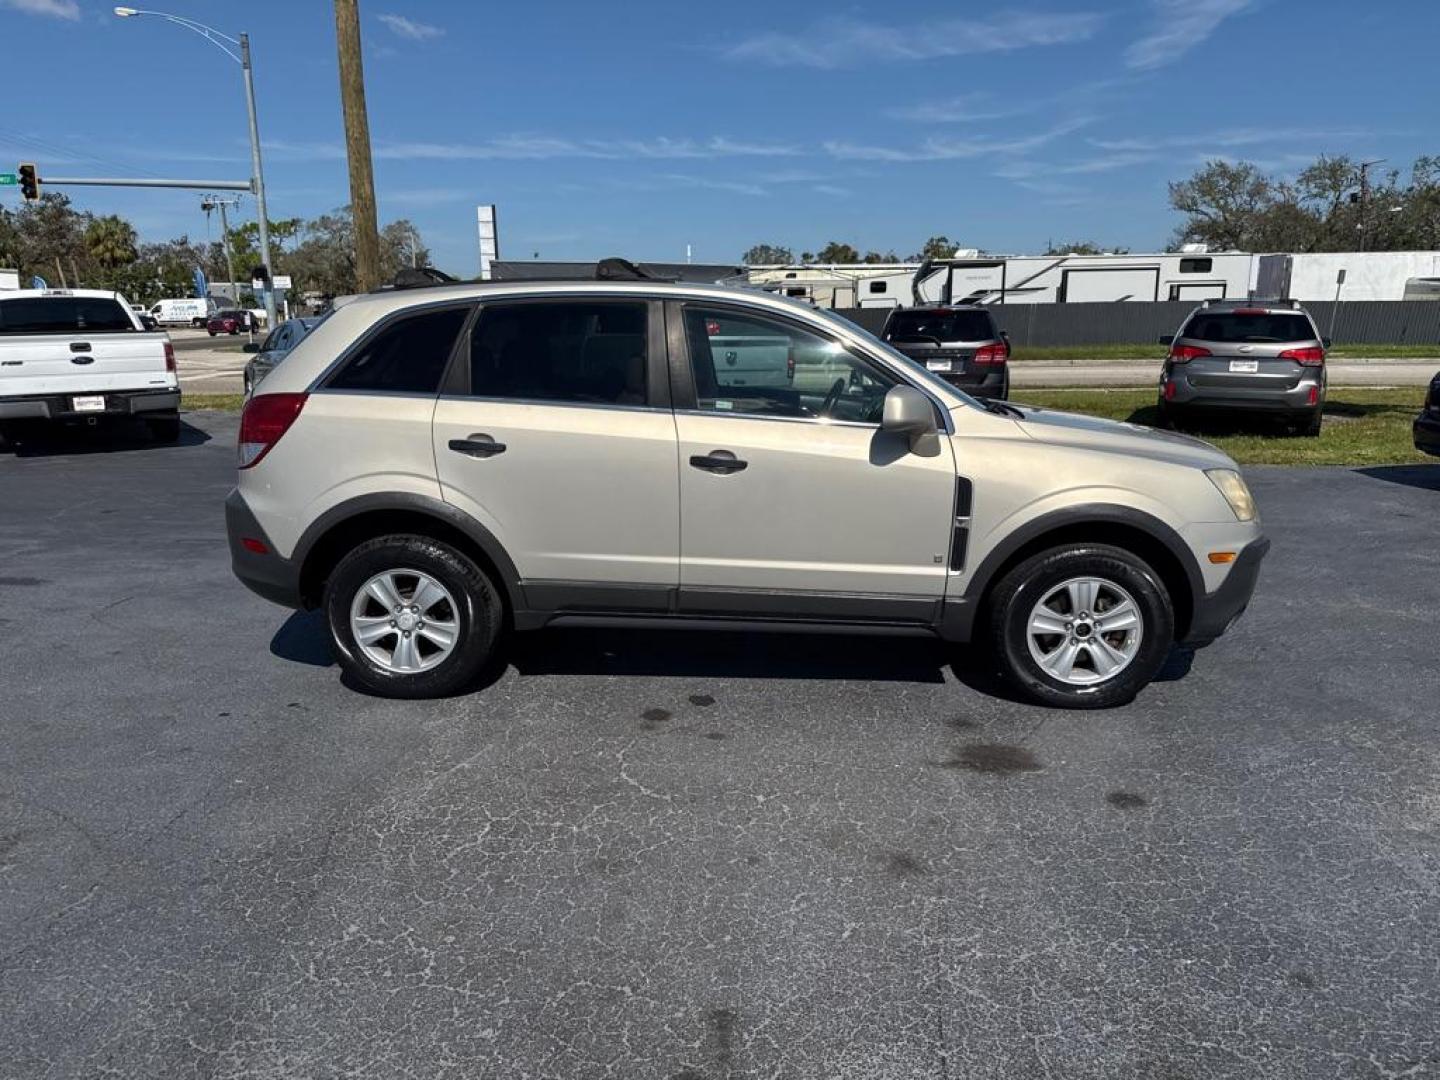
[448,433,507,459]
[689,450,747,474]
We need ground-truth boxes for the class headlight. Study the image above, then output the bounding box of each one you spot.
[1206,468,1257,522]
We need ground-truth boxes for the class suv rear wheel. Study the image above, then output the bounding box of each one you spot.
[988,543,1174,709]
[323,534,503,698]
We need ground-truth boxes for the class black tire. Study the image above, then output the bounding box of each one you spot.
[1297,408,1323,437]
[147,414,181,443]
[1156,401,1182,430]
[208,330,217,337]
[324,534,503,699]
[988,543,1175,709]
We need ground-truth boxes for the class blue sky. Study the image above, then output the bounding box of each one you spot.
[2,0,1436,274]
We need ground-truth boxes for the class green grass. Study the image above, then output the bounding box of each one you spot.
[1009,342,1440,362]
[182,389,1431,468]
[1014,388,1432,466]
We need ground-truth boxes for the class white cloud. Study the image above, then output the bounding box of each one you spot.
[1125,0,1254,70]
[377,13,444,41]
[724,11,1103,69]
[1,0,80,19]
[824,118,1092,163]
[886,93,1034,124]
[1090,127,1376,152]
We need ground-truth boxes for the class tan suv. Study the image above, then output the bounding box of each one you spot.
[225,277,1267,709]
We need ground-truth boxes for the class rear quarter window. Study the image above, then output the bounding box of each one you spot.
[325,305,469,394]
[0,297,136,334]
[1183,312,1316,343]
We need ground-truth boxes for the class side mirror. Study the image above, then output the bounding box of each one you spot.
[881,385,937,444]
[242,342,261,353]
[1158,334,1174,346]
[1322,337,1332,349]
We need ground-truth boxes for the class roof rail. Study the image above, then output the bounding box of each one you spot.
[594,257,679,282]
[370,266,463,293]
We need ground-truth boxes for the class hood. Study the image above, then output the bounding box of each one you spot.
[1009,403,1235,470]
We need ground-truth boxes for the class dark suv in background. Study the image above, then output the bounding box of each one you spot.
[880,305,1010,400]
[1159,298,1328,435]
[1415,371,1440,456]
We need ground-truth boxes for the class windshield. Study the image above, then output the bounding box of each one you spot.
[1183,311,1316,343]
[885,308,996,342]
[806,304,985,410]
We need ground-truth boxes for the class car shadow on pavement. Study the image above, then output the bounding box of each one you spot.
[270,609,336,667]
[1354,464,1440,491]
[948,643,1195,705]
[1,418,210,457]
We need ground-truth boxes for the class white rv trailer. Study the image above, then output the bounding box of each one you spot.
[913,252,1255,306]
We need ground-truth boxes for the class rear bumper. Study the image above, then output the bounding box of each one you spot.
[1165,371,1322,414]
[1414,411,1440,457]
[1182,535,1270,646]
[226,488,304,609]
[0,389,180,421]
[935,368,1008,397]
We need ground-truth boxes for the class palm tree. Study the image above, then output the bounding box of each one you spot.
[85,215,138,270]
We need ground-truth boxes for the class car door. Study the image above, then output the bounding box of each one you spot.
[668,299,958,620]
[431,296,679,606]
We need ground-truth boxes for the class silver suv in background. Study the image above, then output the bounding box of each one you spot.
[226,275,1267,710]
[1159,298,1328,435]
[880,305,1010,400]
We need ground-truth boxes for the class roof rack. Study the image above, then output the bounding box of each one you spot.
[594,257,679,282]
[371,266,463,293]
[1204,296,1299,309]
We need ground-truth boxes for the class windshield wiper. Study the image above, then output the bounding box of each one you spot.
[979,397,1025,418]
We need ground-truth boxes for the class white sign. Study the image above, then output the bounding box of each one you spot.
[272,275,292,289]
[477,204,499,280]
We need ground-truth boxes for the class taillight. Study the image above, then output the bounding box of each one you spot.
[238,392,307,469]
[1233,308,1267,316]
[164,341,176,373]
[973,343,1007,366]
[1168,344,1211,363]
[1163,379,1177,401]
[1278,346,1325,366]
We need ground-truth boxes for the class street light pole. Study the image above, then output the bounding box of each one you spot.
[114,7,277,326]
[1357,158,1386,254]
[239,33,276,326]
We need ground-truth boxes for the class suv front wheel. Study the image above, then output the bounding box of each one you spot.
[324,534,503,698]
[988,543,1175,709]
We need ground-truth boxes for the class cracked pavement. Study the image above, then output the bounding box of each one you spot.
[1,412,1437,1078]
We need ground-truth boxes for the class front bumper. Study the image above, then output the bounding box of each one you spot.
[0,389,180,421]
[1414,410,1440,457]
[226,489,304,609]
[1182,535,1270,646]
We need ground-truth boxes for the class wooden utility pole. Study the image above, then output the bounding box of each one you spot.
[333,0,381,292]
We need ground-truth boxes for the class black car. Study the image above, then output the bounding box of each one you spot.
[1415,371,1440,457]
[880,305,1010,400]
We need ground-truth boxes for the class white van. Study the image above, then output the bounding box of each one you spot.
[149,297,219,327]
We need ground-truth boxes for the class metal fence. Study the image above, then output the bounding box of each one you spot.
[833,301,1440,347]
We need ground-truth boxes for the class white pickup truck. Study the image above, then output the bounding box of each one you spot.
[0,289,181,442]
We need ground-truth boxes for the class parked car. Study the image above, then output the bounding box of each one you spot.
[150,297,218,328]
[0,288,180,442]
[1414,371,1440,456]
[227,277,1267,710]
[1159,298,1328,435]
[880,305,1010,400]
[242,316,324,395]
[207,310,248,336]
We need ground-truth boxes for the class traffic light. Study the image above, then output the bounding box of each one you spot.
[250,263,270,287]
[18,162,38,202]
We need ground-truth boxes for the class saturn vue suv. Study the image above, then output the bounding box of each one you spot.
[226,277,1267,709]
[1159,298,1328,435]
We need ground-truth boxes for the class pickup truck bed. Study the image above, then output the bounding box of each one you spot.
[0,289,181,440]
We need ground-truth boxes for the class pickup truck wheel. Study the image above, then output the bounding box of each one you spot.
[324,534,503,699]
[147,414,181,443]
[988,543,1174,710]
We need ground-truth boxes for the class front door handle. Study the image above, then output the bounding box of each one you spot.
[689,449,747,474]
[448,433,507,459]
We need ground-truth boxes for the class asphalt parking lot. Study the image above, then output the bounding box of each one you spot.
[2,411,1437,1078]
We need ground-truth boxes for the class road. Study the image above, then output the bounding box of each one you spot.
[2,411,1437,1078]
[166,326,1439,396]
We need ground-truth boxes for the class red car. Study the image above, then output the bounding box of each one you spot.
[207,310,248,336]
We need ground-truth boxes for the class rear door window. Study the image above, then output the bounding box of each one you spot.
[326,306,469,394]
[885,309,996,342]
[1183,312,1315,343]
[0,297,135,334]
[467,300,650,407]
